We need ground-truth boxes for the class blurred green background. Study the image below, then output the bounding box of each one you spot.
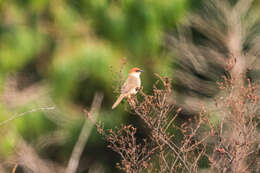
[1,0,259,172]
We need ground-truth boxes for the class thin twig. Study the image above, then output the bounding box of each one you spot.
[0,106,55,127]
[159,136,192,173]
[65,93,103,173]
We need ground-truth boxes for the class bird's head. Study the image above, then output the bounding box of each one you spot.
[129,67,143,77]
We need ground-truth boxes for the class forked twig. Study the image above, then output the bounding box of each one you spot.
[159,136,192,173]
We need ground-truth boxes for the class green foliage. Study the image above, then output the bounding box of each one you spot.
[50,43,114,102]
[0,26,45,72]
[0,131,18,157]
[68,0,188,57]
[15,111,57,141]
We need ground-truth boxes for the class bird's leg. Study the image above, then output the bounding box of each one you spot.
[126,95,131,105]
[133,95,139,105]
[127,95,136,109]
[131,95,137,108]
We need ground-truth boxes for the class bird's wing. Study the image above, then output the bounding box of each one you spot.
[121,76,139,94]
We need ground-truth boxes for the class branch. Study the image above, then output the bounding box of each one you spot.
[158,136,192,173]
[11,164,18,173]
[65,93,103,173]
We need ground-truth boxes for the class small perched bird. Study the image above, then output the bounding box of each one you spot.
[112,67,143,109]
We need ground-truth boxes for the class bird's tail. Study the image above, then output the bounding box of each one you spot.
[112,94,125,109]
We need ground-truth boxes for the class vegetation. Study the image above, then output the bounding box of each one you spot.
[0,0,260,172]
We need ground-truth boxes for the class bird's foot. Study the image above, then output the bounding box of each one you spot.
[127,95,137,109]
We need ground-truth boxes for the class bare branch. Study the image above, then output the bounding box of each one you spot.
[65,93,103,173]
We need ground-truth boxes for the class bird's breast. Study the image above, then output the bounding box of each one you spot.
[131,77,140,94]
[137,77,141,88]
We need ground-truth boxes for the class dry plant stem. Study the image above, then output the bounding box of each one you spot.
[65,93,103,173]
[158,136,191,173]
[11,164,18,173]
[0,106,55,127]
[224,1,255,172]
[129,75,210,173]
[212,77,260,173]
[87,117,158,173]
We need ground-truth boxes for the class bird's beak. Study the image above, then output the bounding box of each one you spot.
[139,70,144,72]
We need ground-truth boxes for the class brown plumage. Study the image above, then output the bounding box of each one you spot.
[112,67,143,109]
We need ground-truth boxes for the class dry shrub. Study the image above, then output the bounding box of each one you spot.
[89,75,211,173]
[88,73,260,173]
[210,77,260,173]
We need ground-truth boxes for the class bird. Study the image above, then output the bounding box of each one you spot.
[112,67,143,109]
